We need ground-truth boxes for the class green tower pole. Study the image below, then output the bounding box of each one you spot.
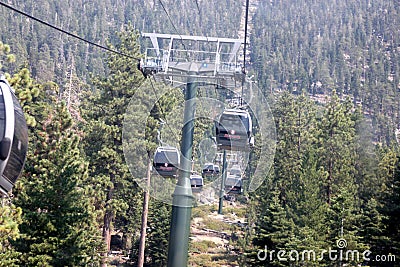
[167,74,196,267]
[218,149,227,214]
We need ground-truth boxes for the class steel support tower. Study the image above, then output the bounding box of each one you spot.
[140,32,246,267]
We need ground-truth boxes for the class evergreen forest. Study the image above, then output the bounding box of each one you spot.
[0,0,399,266]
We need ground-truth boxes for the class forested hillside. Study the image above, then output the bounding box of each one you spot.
[0,0,398,266]
[0,0,241,84]
[251,0,400,144]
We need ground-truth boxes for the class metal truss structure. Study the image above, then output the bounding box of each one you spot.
[140,33,246,87]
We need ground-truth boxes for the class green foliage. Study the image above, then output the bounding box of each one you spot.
[251,189,299,266]
[10,69,102,266]
[0,202,22,267]
[252,0,400,145]
[190,240,218,254]
[378,148,400,262]
[144,200,171,267]
[5,68,41,127]
[0,0,242,90]
[272,92,318,211]
[0,2,399,266]
[248,93,399,266]
[0,41,16,71]
[80,25,146,265]
[317,92,357,204]
[15,112,101,265]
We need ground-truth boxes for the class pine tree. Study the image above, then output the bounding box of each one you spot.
[317,92,357,205]
[272,92,317,209]
[144,200,171,267]
[316,92,370,265]
[378,148,400,262]
[359,198,389,264]
[325,189,367,266]
[295,149,329,258]
[272,92,301,205]
[249,94,325,266]
[11,70,102,266]
[0,42,22,267]
[80,24,145,264]
[0,41,16,71]
[353,108,380,202]
[251,188,298,266]
[0,202,22,267]
[81,23,186,265]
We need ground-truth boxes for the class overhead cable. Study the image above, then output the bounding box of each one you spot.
[243,0,250,74]
[0,1,140,60]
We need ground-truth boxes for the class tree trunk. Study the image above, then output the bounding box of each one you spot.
[137,157,152,266]
[327,158,332,205]
[101,175,115,267]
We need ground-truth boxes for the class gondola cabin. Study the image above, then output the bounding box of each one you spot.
[213,165,220,177]
[0,78,28,195]
[225,175,243,195]
[229,165,242,178]
[153,146,180,178]
[215,109,254,151]
[202,163,220,178]
[190,174,203,193]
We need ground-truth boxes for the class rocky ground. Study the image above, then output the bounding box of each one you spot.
[188,200,248,267]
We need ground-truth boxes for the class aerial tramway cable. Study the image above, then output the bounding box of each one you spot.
[0,1,140,60]
[240,0,250,105]
[243,0,250,75]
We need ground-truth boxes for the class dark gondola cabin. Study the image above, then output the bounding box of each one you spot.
[215,109,254,151]
[201,163,220,178]
[0,78,28,195]
[190,174,203,193]
[225,174,243,195]
[153,146,180,178]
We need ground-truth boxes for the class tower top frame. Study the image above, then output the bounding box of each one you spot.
[140,32,245,81]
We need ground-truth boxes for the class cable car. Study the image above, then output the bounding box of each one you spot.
[153,146,180,177]
[229,165,242,178]
[225,174,243,195]
[201,163,220,178]
[0,78,28,195]
[215,109,254,151]
[213,165,220,177]
[190,174,203,193]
